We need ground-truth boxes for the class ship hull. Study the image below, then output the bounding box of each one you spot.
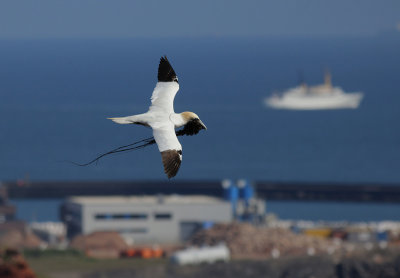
[265,92,363,110]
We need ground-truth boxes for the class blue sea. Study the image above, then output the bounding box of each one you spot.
[1,36,400,221]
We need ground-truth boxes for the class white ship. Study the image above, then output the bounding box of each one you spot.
[265,72,363,110]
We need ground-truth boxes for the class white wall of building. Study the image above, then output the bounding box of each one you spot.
[63,196,232,244]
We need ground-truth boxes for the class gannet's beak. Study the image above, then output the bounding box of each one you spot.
[199,119,207,130]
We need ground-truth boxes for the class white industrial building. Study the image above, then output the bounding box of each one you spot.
[61,195,232,244]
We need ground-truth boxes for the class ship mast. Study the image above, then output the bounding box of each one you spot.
[324,69,332,88]
[297,69,307,88]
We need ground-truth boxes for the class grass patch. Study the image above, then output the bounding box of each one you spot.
[24,249,166,278]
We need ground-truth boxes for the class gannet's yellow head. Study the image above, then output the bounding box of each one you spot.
[181,111,207,130]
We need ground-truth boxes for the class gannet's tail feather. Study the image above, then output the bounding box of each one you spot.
[108,114,150,126]
[108,117,132,124]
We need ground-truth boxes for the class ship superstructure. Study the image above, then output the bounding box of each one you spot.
[265,72,363,110]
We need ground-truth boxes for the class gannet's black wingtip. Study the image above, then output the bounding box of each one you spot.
[161,149,182,179]
[158,56,178,83]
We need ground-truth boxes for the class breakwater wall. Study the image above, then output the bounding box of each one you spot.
[3,180,400,203]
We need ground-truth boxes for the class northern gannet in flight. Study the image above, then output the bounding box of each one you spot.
[107,56,207,178]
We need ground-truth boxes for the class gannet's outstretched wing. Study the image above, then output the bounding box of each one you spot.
[108,56,179,125]
[149,56,180,114]
[148,56,183,178]
[153,124,182,179]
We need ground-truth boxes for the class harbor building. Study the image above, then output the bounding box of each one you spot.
[61,195,232,244]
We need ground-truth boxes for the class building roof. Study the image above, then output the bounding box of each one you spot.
[67,195,226,205]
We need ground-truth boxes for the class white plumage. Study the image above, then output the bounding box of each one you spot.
[108,56,206,178]
[153,125,182,154]
[150,82,179,114]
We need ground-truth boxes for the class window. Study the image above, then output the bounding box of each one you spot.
[94,213,148,220]
[129,213,148,219]
[154,213,172,220]
[95,214,112,220]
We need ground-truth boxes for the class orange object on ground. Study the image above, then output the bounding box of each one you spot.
[120,247,164,258]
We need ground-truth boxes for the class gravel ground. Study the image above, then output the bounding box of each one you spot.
[189,223,341,259]
[81,251,400,278]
